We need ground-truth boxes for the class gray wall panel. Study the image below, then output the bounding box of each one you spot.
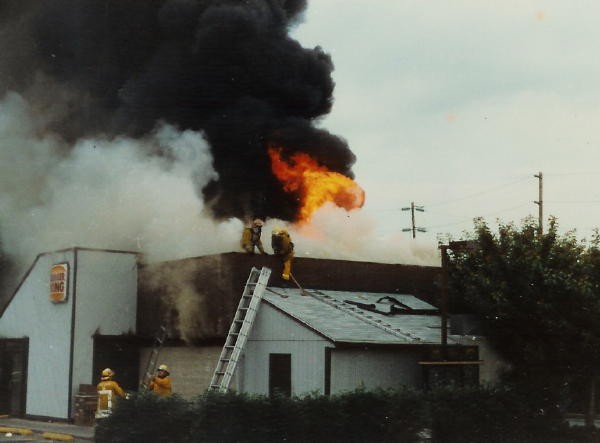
[242,304,332,396]
[330,348,422,394]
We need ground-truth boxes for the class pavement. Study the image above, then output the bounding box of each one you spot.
[0,413,595,442]
[0,417,94,442]
[566,414,600,428]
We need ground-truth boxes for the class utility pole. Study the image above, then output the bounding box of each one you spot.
[402,202,426,238]
[534,172,543,235]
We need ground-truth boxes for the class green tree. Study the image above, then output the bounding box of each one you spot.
[449,216,600,426]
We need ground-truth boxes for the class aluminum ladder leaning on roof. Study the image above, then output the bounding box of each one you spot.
[209,266,271,392]
[140,325,168,390]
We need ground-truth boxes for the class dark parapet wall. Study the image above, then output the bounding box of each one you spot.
[137,252,441,342]
[287,256,440,300]
[137,254,239,343]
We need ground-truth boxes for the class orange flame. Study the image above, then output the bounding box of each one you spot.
[268,146,365,223]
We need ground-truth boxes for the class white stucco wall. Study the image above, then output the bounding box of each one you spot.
[0,248,138,419]
[72,249,138,407]
[0,250,75,418]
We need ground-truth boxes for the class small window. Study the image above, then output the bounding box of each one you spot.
[269,353,291,397]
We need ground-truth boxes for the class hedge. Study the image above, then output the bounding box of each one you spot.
[95,387,599,443]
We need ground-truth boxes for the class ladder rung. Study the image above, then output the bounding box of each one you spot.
[209,267,270,393]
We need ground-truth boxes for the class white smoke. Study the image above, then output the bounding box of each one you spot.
[0,91,439,282]
[0,92,241,270]
[263,203,440,266]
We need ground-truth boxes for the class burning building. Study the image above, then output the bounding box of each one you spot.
[0,248,503,421]
[0,248,496,420]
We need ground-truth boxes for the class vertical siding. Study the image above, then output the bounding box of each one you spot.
[241,304,333,396]
[72,250,138,409]
[330,348,423,394]
[0,250,75,418]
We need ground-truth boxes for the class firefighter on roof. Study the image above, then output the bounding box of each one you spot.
[271,228,294,280]
[148,364,172,396]
[241,218,267,254]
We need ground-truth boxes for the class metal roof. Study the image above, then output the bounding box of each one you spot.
[263,287,455,346]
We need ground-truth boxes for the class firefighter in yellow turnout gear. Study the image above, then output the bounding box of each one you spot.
[241,219,267,254]
[271,228,294,280]
[148,364,172,396]
[96,368,126,418]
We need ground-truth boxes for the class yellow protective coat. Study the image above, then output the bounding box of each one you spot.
[241,227,265,254]
[271,229,294,279]
[96,380,126,412]
[149,376,172,396]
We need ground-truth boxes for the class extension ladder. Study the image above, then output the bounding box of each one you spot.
[140,325,168,389]
[209,266,271,392]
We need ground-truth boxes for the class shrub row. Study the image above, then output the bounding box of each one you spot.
[95,387,599,443]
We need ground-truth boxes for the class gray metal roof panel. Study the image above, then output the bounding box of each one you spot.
[263,287,453,345]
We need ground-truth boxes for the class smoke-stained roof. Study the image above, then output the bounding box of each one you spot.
[137,252,441,343]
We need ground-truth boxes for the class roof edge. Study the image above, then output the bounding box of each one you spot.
[261,297,336,343]
[1,246,139,317]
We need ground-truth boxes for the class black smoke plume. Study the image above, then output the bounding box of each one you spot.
[0,0,357,222]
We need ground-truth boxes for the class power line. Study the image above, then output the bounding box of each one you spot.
[427,176,530,208]
[546,200,600,204]
[425,203,532,230]
[543,171,600,177]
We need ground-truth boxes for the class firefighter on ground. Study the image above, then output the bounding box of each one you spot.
[148,364,172,396]
[271,228,294,280]
[241,218,267,254]
[96,368,126,418]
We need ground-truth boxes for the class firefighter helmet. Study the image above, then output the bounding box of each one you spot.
[158,364,169,373]
[252,218,264,227]
[101,368,114,379]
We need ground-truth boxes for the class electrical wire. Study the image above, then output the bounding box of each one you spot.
[427,176,531,208]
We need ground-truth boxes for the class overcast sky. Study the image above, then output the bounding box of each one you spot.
[292,0,600,244]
